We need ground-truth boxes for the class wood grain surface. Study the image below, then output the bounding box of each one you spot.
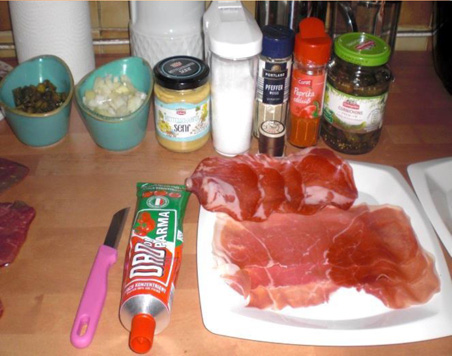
[0,51,451,355]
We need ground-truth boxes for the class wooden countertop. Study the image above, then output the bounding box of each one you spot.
[0,51,451,355]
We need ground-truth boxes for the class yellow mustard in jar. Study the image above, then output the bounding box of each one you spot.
[153,56,210,153]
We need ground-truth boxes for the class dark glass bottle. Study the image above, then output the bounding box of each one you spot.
[433,1,452,95]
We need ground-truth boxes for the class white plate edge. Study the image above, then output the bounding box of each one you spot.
[195,161,452,346]
[408,158,452,257]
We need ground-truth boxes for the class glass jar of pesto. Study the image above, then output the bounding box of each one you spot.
[153,56,210,153]
[321,32,392,154]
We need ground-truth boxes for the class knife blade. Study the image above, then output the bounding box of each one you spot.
[70,207,130,348]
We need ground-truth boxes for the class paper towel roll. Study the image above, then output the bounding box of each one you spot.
[10,1,95,83]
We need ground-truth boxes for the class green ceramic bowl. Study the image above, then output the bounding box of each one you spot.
[0,55,74,147]
[75,57,153,151]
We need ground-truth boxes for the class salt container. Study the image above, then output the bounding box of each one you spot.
[203,1,263,156]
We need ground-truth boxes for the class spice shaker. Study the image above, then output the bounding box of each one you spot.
[203,1,263,157]
[288,17,331,148]
[258,120,286,157]
[321,32,392,154]
[254,25,294,138]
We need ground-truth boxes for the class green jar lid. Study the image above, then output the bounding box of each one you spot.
[334,32,391,66]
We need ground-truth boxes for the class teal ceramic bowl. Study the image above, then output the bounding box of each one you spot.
[0,55,74,147]
[75,57,153,151]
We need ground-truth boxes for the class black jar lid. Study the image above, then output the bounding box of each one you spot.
[153,56,210,90]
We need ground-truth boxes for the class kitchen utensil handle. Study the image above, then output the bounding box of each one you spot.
[70,245,118,348]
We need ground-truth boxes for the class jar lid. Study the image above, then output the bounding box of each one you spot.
[294,17,331,65]
[153,56,209,90]
[204,1,262,59]
[262,25,295,59]
[335,32,391,67]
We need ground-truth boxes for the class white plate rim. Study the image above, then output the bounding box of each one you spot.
[196,161,452,346]
[408,157,452,257]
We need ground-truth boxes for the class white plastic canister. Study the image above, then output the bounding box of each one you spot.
[129,1,204,68]
[204,1,263,157]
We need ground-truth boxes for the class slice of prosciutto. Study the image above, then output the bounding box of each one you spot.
[186,147,358,221]
[0,201,36,267]
[0,158,29,195]
[213,204,440,310]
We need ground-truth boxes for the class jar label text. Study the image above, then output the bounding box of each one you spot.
[323,83,388,132]
[155,97,210,142]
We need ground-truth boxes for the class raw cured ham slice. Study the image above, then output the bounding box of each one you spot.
[0,158,29,195]
[213,204,440,310]
[0,159,31,318]
[286,147,357,214]
[327,206,440,309]
[0,201,36,267]
[186,147,358,221]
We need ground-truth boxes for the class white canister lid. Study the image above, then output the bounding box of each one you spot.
[204,1,262,59]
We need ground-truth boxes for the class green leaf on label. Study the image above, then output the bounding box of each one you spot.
[313,101,319,118]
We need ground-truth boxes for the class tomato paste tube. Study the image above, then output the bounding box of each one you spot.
[119,183,190,354]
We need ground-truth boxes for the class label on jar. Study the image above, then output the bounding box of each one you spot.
[256,59,292,105]
[155,97,210,142]
[323,83,388,132]
[289,71,326,119]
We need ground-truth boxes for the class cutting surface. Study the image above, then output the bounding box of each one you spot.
[0,51,451,355]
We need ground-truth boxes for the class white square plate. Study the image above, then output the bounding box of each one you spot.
[408,157,452,257]
[196,162,452,346]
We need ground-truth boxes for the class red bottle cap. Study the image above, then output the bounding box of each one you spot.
[129,314,156,354]
[294,17,332,65]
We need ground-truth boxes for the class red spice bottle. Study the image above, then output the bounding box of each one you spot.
[288,17,331,147]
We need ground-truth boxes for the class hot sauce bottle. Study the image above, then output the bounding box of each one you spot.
[288,17,331,148]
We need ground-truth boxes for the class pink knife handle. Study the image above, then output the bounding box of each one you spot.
[70,245,118,348]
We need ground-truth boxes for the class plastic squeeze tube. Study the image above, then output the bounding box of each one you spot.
[119,183,190,354]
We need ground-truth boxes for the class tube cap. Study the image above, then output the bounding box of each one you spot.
[129,314,156,354]
[294,17,331,65]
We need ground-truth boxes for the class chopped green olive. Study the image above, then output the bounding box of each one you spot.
[13,79,67,114]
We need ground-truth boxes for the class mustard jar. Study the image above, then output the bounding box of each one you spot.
[153,56,210,152]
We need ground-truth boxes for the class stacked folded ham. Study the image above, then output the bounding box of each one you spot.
[186,148,440,310]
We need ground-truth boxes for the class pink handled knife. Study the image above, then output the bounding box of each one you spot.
[70,207,129,348]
